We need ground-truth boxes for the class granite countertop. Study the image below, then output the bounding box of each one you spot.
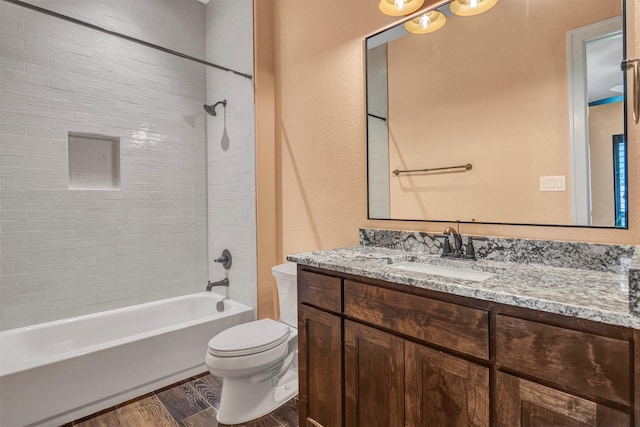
[287,246,640,330]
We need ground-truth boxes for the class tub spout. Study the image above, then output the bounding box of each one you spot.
[206,278,229,291]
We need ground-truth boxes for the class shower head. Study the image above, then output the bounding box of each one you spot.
[203,104,217,116]
[203,100,227,117]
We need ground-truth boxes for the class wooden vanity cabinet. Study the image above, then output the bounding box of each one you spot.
[344,320,404,426]
[342,319,490,427]
[495,315,631,407]
[404,340,489,426]
[297,266,636,427]
[298,304,342,427]
[297,269,342,427]
[298,267,490,426]
[343,280,489,360]
[495,315,632,427]
[495,372,629,427]
[343,278,490,426]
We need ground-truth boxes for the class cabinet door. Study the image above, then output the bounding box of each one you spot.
[496,315,630,406]
[344,320,404,427]
[299,304,342,427]
[495,372,630,427]
[405,340,489,427]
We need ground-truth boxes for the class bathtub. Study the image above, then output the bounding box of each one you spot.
[0,292,253,427]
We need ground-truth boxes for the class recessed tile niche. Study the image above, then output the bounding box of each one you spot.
[68,133,120,190]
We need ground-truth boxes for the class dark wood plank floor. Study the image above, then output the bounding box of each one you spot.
[63,373,299,427]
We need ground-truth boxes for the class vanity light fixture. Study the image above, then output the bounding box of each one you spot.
[379,0,424,17]
[450,0,498,16]
[404,10,447,34]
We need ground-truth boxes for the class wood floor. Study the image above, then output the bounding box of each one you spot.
[63,373,299,427]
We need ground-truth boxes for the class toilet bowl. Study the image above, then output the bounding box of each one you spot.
[205,262,298,424]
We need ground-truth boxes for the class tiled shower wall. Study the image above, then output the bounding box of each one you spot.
[0,0,209,329]
[8,0,206,59]
[205,0,257,311]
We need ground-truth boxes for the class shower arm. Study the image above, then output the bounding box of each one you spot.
[212,100,227,109]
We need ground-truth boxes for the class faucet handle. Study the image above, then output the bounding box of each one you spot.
[214,249,232,270]
[443,238,452,254]
[464,237,476,260]
[439,236,453,258]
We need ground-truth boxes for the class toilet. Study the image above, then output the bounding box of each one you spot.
[205,262,298,424]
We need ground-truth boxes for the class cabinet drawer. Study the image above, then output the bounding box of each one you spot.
[496,315,631,407]
[298,269,342,314]
[496,372,630,427]
[344,280,489,359]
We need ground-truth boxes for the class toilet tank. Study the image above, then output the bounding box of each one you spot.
[271,262,298,327]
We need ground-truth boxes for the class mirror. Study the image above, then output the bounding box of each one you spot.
[367,0,627,227]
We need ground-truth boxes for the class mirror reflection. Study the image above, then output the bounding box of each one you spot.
[367,0,627,227]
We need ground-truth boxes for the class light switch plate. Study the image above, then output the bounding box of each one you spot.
[540,175,566,192]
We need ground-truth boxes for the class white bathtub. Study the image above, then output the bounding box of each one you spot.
[0,292,253,427]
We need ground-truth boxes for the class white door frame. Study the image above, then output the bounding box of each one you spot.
[567,16,623,225]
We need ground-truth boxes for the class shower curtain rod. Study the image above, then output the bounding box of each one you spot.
[2,0,253,80]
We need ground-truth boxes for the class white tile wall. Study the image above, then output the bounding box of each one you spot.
[17,0,206,60]
[205,0,257,312]
[0,1,209,329]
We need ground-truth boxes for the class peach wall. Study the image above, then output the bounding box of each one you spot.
[255,0,640,318]
[267,0,392,259]
[589,101,624,226]
[387,0,618,225]
[254,1,279,319]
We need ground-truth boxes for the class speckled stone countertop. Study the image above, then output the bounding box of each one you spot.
[287,245,640,330]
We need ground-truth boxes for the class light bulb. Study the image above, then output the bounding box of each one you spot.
[450,0,497,16]
[419,14,431,29]
[379,0,424,17]
[394,0,406,11]
[404,10,446,34]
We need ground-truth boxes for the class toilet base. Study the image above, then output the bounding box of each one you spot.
[216,362,298,424]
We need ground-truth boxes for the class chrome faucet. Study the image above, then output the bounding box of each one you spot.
[206,278,229,291]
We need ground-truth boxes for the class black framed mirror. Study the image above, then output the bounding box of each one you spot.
[366,0,628,228]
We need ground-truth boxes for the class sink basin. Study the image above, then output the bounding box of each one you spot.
[389,262,495,282]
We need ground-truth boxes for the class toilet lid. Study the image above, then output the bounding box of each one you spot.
[208,318,290,357]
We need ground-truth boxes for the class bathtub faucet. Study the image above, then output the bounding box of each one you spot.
[206,278,229,291]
